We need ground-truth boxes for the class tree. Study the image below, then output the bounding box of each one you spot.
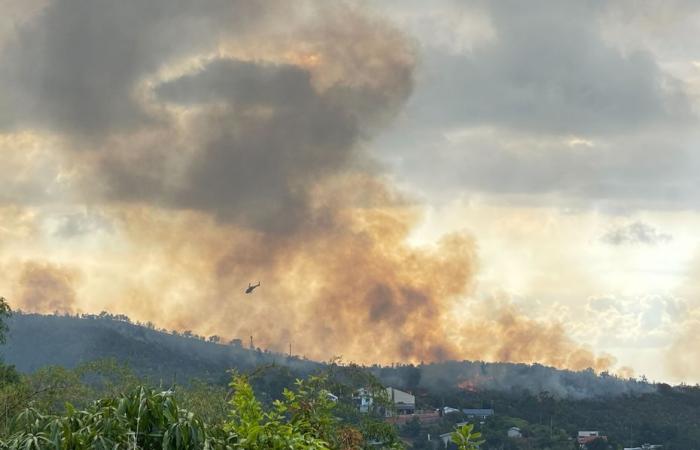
[0,296,19,389]
[401,416,421,438]
[224,373,332,449]
[176,379,229,426]
[452,423,484,450]
[0,364,20,386]
[0,297,11,345]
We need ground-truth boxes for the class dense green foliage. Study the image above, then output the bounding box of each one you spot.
[3,386,229,449]
[224,374,331,449]
[0,365,406,449]
[395,384,700,449]
[436,387,699,449]
[452,423,483,450]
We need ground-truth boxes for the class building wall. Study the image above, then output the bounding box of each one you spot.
[387,387,415,406]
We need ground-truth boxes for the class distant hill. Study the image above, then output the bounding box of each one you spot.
[1,312,320,384]
[371,360,656,400]
[1,313,654,399]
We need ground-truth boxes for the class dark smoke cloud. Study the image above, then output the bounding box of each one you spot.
[154,58,358,231]
[53,3,415,233]
[0,0,276,134]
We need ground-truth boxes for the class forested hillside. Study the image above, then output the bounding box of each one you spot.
[1,312,321,383]
[2,313,654,399]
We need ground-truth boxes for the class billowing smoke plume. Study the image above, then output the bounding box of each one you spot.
[0,0,615,371]
[17,261,79,313]
[453,304,616,371]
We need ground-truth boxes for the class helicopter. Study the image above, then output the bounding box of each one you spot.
[245,282,260,294]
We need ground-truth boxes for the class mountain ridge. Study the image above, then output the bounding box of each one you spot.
[2,312,655,399]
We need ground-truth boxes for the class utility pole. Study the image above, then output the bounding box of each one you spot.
[289,342,292,357]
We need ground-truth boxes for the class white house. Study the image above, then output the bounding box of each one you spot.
[355,387,415,416]
[442,406,461,415]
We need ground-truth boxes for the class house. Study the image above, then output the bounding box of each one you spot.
[624,445,662,450]
[577,431,608,447]
[507,427,522,438]
[462,409,494,420]
[355,387,415,416]
[442,406,461,415]
[386,387,416,415]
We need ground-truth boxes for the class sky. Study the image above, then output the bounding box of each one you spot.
[1,0,699,383]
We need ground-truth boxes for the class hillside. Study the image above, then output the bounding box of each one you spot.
[1,312,321,383]
[1,313,653,399]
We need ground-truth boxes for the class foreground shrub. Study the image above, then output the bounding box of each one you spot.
[2,386,233,449]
